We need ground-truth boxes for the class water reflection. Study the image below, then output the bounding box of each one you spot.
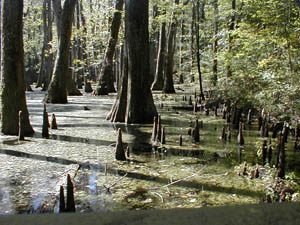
[0,187,13,215]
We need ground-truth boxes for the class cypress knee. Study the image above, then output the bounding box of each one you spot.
[205,108,210,116]
[84,76,93,93]
[151,116,158,142]
[194,99,198,113]
[295,127,298,140]
[161,126,166,144]
[66,174,76,212]
[277,135,285,178]
[293,140,298,151]
[247,109,252,125]
[242,162,247,176]
[59,186,66,213]
[188,127,192,136]
[226,112,231,123]
[156,115,162,142]
[222,105,226,119]
[237,122,244,146]
[265,123,269,137]
[227,127,231,140]
[42,104,49,139]
[199,120,204,129]
[268,140,272,164]
[51,114,58,129]
[115,128,126,161]
[282,123,288,143]
[194,119,200,142]
[254,165,259,178]
[262,140,267,165]
[258,116,262,131]
[18,111,24,141]
[221,125,226,140]
[260,122,264,137]
[214,107,218,117]
[188,96,192,105]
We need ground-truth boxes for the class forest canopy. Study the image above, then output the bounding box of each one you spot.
[22,0,300,121]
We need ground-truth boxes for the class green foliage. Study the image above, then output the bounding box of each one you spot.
[23,0,43,75]
[22,0,300,121]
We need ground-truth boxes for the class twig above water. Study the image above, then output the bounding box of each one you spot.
[151,165,207,191]
[103,172,128,192]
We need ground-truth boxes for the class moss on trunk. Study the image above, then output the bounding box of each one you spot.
[1,0,34,135]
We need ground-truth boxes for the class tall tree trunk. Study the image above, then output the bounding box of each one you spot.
[107,43,128,123]
[163,0,180,94]
[151,22,166,91]
[149,3,159,85]
[36,0,54,90]
[66,54,82,95]
[44,0,76,103]
[190,1,196,82]
[108,0,157,124]
[52,0,62,40]
[94,0,124,95]
[1,0,34,135]
[66,0,82,96]
[125,0,157,123]
[0,1,2,81]
[212,0,218,86]
[195,0,205,100]
[179,17,185,83]
[226,0,236,78]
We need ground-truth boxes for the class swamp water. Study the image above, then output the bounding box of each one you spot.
[1,87,300,214]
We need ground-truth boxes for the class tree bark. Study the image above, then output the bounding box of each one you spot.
[190,0,196,82]
[226,0,236,78]
[195,0,205,100]
[94,0,124,95]
[179,17,185,84]
[1,0,34,135]
[151,22,166,91]
[0,1,2,81]
[36,0,54,89]
[125,0,157,123]
[107,42,128,123]
[163,0,180,94]
[44,0,76,103]
[52,0,62,40]
[212,0,218,86]
[108,0,157,124]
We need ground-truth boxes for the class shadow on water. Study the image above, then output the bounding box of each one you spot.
[0,148,264,198]
[32,132,115,146]
[57,123,114,128]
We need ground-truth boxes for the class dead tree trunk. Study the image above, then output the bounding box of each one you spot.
[1,0,34,135]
